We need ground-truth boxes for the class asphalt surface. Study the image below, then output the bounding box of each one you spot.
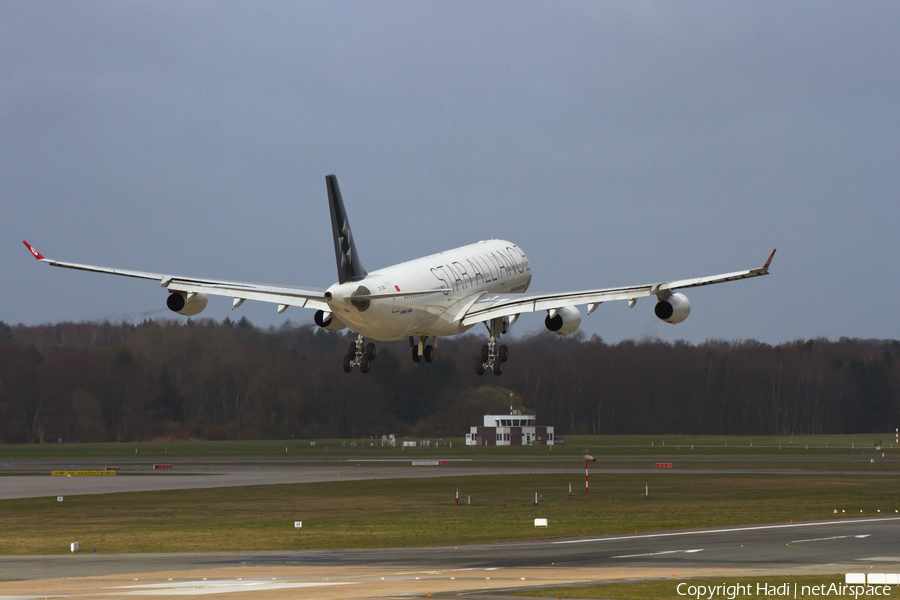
[1,516,897,581]
[228,516,900,570]
[2,458,898,500]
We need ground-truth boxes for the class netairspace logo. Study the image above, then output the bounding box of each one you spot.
[675,582,894,599]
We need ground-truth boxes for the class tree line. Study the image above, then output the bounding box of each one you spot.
[0,318,897,443]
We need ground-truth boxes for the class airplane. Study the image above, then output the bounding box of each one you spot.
[23,175,776,376]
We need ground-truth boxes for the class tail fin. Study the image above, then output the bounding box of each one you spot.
[326,175,367,283]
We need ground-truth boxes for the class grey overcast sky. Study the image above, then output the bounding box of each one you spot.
[3,1,898,344]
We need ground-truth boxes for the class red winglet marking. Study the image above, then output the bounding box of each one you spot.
[22,241,45,260]
[394,285,400,292]
[763,249,776,270]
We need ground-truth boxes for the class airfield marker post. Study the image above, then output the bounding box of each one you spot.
[455,485,459,506]
[585,462,588,494]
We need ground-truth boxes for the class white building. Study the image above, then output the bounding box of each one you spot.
[465,413,554,446]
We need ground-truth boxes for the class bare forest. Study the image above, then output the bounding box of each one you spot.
[0,319,897,444]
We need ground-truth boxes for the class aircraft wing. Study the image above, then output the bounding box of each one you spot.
[460,250,776,326]
[22,241,330,312]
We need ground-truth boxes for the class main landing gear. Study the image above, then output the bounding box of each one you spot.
[344,334,376,374]
[477,318,509,376]
[410,336,436,363]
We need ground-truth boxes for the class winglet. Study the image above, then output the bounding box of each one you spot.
[23,241,45,261]
[763,249,776,270]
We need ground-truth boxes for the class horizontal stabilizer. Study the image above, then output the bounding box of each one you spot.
[351,288,451,300]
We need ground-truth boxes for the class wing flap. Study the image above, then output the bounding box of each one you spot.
[166,281,329,311]
[461,287,654,326]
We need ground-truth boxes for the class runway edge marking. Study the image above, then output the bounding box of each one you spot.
[552,517,900,544]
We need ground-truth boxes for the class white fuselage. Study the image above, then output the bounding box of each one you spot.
[325,240,531,341]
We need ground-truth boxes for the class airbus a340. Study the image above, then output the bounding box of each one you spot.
[24,175,775,375]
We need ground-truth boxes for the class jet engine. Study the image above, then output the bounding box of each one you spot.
[166,292,208,316]
[654,292,691,324]
[544,305,582,335]
[314,309,347,332]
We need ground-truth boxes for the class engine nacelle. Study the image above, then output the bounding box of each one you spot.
[314,309,347,332]
[166,292,208,316]
[544,305,582,335]
[654,292,691,324]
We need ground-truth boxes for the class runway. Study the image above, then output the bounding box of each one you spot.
[3,458,899,598]
[2,460,896,500]
[1,517,898,598]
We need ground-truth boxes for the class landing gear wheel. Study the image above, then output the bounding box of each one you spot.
[366,342,377,361]
[492,360,504,376]
[349,342,358,357]
[343,355,353,373]
[498,345,509,363]
[476,360,485,376]
[360,357,371,374]
[423,345,434,363]
[412,346,421,363]
[480,344,489,362]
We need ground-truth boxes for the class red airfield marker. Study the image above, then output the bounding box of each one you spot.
[583,454,595,494]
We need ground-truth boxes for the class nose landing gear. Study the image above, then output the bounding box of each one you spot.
[344,334,376,373]
[477,318,509,376]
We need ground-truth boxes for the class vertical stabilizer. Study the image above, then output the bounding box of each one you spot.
[326,175,367,283]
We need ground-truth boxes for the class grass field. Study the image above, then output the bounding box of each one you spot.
[2,435,898,555]
[1,471,898,555]
[0,433,897,460]
[512,574,900,599]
